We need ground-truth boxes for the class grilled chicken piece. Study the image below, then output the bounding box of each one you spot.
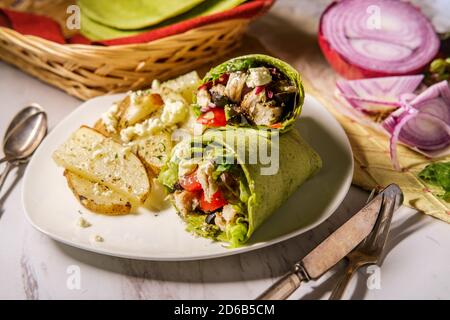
[214,204,239,231]
[225,72,248,103]
[252,101,283,126]
[272,80,298,108]
[222,204,238,224]
[173,190,199,216]
[241,89,283,126]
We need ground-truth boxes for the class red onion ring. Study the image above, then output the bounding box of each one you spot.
[336,75,423,113]
[319,0,440,79]
[255,85,265,95]
[382,81,450,169]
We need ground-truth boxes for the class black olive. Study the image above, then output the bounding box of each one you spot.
[274,91,298,109]
[211,92,229,107]
[173,182,183,191]
[205,213,216,225]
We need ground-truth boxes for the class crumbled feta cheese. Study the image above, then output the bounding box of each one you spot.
[197,88,211,108]
[246,67,272,88]
[173,144,191,160]
[120,94,188,143]
[178,158,201,177]
[93,182,113,197]
[120,118,163,142]
[101,103,119,133]
[197,161,218,202]
[161,99,187,126]
[77,217,91,228]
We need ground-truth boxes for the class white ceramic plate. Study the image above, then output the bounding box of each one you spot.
[22,94,353,261]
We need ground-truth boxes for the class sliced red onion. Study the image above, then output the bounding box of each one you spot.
[337,75,423,113]
[200,103,217,113]
[198,83,210,91]
[337,77,450,170]
[319,0,440,79]
[217,73,230,85]
[382,81,450,169]
[255,86,265,95]
[385,108,418,171]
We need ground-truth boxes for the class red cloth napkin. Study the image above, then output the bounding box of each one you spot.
[0,0,273,46]
[0,8,65,44]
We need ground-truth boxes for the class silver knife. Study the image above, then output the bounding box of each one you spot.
[329,184,403,299]
[257,189,388,300]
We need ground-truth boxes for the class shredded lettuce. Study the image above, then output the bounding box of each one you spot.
[206,58,257,81]
[185,214,221,239]
[212,163,233,180]
[239,180,250,204]
[226,217,249,247]
[158,161,178,190]
[192,104,202,117]
[185,213,249,247]
[419,162,450,202]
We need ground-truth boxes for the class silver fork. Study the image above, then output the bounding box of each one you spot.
[329,184,403,300]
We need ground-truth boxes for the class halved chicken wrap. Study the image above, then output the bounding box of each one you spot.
[194,54,304,131]
[158,128,321,247]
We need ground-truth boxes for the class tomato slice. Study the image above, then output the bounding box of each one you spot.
[200,190,228,212]
[270,122,282,129]
[179,172,202,192]
[197,108,227,127]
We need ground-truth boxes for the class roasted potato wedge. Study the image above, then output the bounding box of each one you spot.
[134,130,173,174]
[118,93,164,130]
[53,126,151,204]
[159,71,200,104]
[65,170,132,215]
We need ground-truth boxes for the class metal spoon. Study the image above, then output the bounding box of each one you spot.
[0,111,47,192]
[0,104,43,164]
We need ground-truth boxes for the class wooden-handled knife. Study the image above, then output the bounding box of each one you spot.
[257,184,403,300]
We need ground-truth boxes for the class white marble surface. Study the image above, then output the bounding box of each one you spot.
[0,0,449,300]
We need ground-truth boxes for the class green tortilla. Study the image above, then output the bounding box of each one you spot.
[161,128,322,246]
[78,0,206,30]
[199,54,305,132]
[80,13,136,41]
[79,0,246,41]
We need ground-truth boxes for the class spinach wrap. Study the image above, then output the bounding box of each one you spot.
[194,54,305,131]
[158,128,321,247]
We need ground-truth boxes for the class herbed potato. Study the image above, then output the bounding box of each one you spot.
[53,126,151,204]
[65,170,132,215]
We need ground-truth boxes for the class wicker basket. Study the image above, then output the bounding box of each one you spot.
[0,0,251,100]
